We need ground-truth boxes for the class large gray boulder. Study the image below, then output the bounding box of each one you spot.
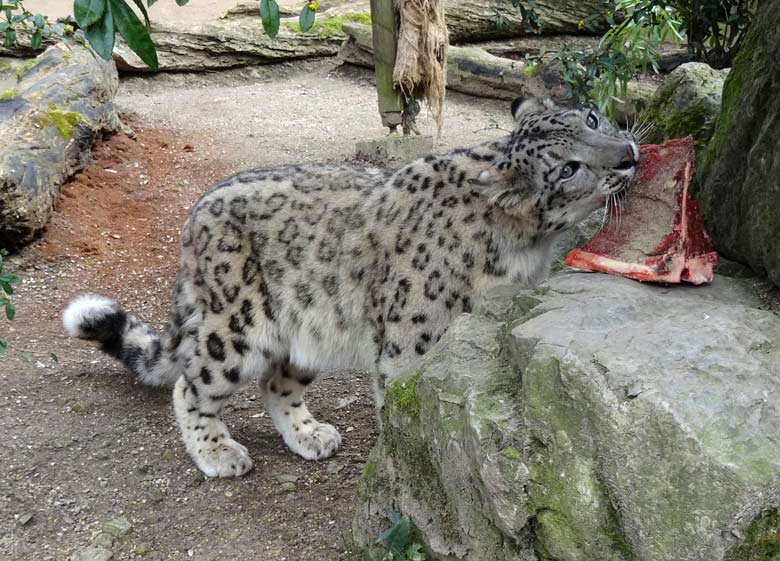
[696,1,780,289]
[645,62,729,146]
[0,41,119,247]
[354,273,780,561]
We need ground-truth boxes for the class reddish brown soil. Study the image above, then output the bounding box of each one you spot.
[35,113,229,301]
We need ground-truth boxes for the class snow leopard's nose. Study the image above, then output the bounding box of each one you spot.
[614,144,638,170]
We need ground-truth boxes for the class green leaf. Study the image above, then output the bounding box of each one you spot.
[0,281,12,295]
[147,0,156,6]
[175,0,189,5]
[22,350,31,362]
[407,543,426,561]
[0,339,6,357]
[259,0,280,38]
[5,301,15,320]
[108,0,158,70]
[376,513,410,556]
[33,13,44,28]
[0,22,8,32]
[50,352,59,364]
[299,4,315,32]
[49,22,66,36]
[31,28,41,49]
[74,0,106,28]
[84,2,115,60]
[3,27,16,48]
[129,0,151,28]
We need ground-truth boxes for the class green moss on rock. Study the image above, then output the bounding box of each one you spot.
[653,105,710,142]
[524,356,634,561]
[0,88,18,100]
[723,509,780,561]
[502,446,522,460]
[36,106,90,139]
[385,373,422,420]
[287,12,371,38]
[16,57,39,79]
[702,27,764,174]
[362,458,378,483]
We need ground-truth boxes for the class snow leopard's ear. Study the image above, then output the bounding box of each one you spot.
[511,97,559,121]
[470,169,530,210]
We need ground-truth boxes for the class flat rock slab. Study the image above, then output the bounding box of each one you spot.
[112,9,366,72]
[354,272,780,561]
[355,135,434,164]
[0,41,118,247]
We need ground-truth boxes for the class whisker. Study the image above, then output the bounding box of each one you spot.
[599,194,610,232]
[611,193,619,233]
[634,119,655,144]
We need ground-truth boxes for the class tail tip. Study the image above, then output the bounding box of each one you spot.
[62,294,120,338]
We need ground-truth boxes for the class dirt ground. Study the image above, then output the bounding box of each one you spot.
[0,59,513,561]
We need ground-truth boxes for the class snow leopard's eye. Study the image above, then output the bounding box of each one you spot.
[560,162,580,180]
[586,111,599,129]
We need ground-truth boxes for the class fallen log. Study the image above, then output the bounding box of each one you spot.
[228,0,606,42]
[339,22,569,102]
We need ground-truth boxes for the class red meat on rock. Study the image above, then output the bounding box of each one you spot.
[565,137,717,285]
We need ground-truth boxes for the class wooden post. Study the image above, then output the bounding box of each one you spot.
[370,0,403,132]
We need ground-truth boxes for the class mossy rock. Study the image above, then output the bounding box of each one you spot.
[354,274,780,561]
[0,41,118,247]
[696,0,780,289]
[644,62,729,149]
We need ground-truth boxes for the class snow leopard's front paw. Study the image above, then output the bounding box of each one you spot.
[191,438,253,478]
[287,421,341,461]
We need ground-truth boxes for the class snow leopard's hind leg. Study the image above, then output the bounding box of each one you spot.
[259,361,341,460]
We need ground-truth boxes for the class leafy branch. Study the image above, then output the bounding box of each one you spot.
[0,251,18,358]
[0,0,322,71]
[0,1,73,50]
[519,0,754,122]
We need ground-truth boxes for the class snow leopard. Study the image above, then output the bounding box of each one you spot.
[63,97,639,478]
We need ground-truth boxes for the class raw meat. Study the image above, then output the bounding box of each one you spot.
[565,137,717,285]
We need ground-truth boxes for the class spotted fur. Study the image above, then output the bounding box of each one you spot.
[63,98,638,477]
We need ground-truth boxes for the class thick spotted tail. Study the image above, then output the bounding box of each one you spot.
[62,295,181,386]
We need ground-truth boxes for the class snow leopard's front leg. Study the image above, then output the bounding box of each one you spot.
[259,361,341,460]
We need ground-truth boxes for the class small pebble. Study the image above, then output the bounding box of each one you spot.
[70,547,112,561]
[277,473,299,484]
[103,515,131,537]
